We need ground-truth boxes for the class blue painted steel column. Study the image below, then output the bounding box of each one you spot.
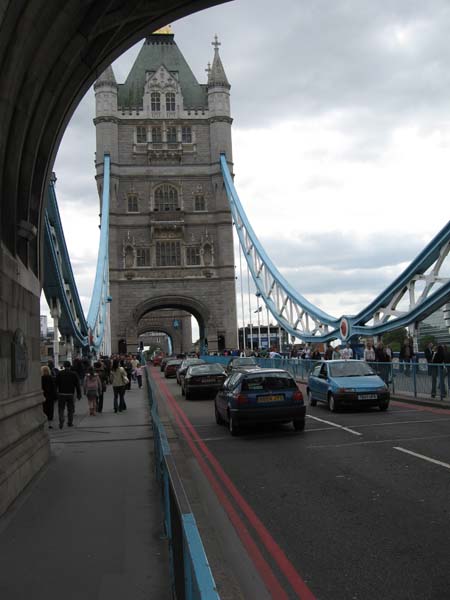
[87,154,111,351]
[181,513,220,600]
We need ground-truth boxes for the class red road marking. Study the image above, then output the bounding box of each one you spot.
[153,370,316,600]
[158,380,289,598]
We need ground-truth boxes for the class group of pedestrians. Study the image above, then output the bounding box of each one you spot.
[40,353,145,429]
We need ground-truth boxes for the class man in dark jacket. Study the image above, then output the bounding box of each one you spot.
[444,345,450,394]
[56,361,81,428]
[431,345,446,399]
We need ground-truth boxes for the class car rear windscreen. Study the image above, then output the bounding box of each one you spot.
[241,373,297,391]
[189,364,224,375]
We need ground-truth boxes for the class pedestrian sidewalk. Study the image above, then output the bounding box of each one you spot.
[0,381,170,600]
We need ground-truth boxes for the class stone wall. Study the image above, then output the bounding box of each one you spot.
[0,245,49,516]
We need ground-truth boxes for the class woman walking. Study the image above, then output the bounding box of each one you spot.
[364,341,376,364]
[135,363,144,389]
[83,366,102,416]
[41,365,57,428]
[110,359,128,412]
[94,360,108,413]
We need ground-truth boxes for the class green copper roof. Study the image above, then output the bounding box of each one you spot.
[118,34,207,109]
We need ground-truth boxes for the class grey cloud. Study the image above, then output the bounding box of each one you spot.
[45,3,449,323]
[302,174,344,191]
[260,230,425,270]
[278,265,397,297]
[174,0,450,156]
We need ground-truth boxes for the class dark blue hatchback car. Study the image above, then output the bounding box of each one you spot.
[215,368,306,436]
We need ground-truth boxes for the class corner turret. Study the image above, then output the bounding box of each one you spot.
[94,65,118,163]
[94,65,118,116]
[207,35,232,163]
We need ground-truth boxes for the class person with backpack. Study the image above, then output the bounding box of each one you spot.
[83,366,102,416]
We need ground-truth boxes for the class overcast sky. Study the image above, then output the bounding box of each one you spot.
[42,0,450,340]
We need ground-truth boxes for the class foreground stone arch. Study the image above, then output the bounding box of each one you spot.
[0,0,229,516]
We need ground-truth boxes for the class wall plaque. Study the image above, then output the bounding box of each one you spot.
[12,329,28,382]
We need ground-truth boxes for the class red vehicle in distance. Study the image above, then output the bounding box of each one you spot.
[152,353,165,367]
[165,359,183,378]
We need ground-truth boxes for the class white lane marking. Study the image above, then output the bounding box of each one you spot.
[353,417,450,429]
[394,446,450,470]
[309,432,450,450]
[307,415,362,436]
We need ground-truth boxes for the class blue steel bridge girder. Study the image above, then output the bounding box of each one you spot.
[43,155,111,354]
[220,154,450,343]
[86,155,111,354]
[43,182,89,348]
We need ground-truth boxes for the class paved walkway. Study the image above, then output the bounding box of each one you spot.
[0,379,170,600]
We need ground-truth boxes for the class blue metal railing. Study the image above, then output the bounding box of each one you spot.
[145,366,220,600]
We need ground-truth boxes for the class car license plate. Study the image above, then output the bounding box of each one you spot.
[358,394,378,400]
[257,394,284,403]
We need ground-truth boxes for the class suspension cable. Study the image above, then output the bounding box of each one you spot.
[238,241,246,352]
[256,292,262,350]
[247,263,254,352]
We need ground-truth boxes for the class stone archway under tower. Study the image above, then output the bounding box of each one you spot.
[137,309,192,354]
[139,330,172,355]
[125,295,223,354]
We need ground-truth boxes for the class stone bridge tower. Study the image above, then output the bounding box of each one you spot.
[94,29,237,354]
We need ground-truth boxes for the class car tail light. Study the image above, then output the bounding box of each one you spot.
[293,390,303,402]
[235,393,248,405]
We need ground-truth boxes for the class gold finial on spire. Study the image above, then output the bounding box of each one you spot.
[153,24,173,34]
[212,34,221,50]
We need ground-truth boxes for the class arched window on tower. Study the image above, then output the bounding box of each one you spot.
[194,194,205,211]
[127,194,138,212]
[136,126,147,143]
[166,126,177,144]
[182,126,192,144]
[151,92,160,112]
[154,185,179,211]
[203,243,212,266]
[124,245,134,269]
[166,92,176,112]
